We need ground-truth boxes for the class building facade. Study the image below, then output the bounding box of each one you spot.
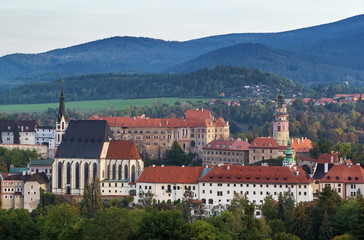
[248,137,284,164]
[202,139,250,165]
[36,126,56,158]
[1,120,37,145]
[90,109,230,159]
[52,120,144,196]
[1,172,49,211]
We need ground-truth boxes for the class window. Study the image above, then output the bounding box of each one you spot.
[217,191,223,196]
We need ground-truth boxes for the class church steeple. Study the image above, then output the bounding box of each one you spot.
[55,78,68,147]
[57,79,65,123]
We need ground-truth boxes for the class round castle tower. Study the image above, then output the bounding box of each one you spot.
[273,90,289,146]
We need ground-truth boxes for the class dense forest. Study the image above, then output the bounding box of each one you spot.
[0,66,295,104]
[0,183,363,240]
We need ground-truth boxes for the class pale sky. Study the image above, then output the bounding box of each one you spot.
[0,0,363,56]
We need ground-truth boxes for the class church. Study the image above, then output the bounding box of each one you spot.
[52,83,143,196]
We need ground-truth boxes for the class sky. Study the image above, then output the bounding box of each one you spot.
[0,0,364,56]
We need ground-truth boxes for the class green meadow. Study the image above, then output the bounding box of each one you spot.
[0,98,208,114]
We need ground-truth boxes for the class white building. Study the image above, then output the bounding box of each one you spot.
[135,164,313,216]
[1,120,36,145]
[135,166,206,203]
[319,163,364,199]
[36,126,56,158]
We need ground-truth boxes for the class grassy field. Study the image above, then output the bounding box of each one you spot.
[0,98,209,114]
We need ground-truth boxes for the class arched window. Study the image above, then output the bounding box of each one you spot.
[208,199,213,204]
[118,165,122,180]
[191,141,196,147]
[112,164,116,180]
[107,164,110,180]
[75,163,80,189]
[66,162,71,184]
[58,162,63,189]
[62,122,64,130]
[201,199,206,204]
[131,165,136,183]
[84,163,89,187]
[124,165,128,180]
[93,163,97,183]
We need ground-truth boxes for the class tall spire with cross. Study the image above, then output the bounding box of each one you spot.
[57,78,65,123]
[56,77,68,148]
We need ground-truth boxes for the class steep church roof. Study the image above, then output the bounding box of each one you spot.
[106,140,141,159]
[56,120,113,159]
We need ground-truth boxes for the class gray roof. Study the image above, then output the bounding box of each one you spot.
[313,163,334,180]
[0,120,36,132]
[56,120,113,159]
[4,172,49,184]
[29,159,54,166]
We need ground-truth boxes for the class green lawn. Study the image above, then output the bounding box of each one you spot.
[0,98,209,114]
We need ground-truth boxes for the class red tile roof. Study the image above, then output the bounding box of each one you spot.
[215,118,228,127]
[320,164,364,183]
[90,116,216,128]
[185,109,213,120]
[290,138,312,153]
[203,140,250,151]
[199,165,312,184]
[317,153,339,164]
[106,140,141,159]
[250,137,280,149]
[137,166,206,184]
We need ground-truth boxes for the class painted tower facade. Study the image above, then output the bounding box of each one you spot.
[55,80,68,147]
[273,90,289,146]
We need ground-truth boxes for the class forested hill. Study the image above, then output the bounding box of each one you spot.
[0,66,295,104]
[1,15,364,88]
[171,43,364,86]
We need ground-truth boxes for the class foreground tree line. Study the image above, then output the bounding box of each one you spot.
[0,184,363,240]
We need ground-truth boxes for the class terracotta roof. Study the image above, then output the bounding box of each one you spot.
[91,116,216,128]
[0,173,9,181]
[297,155,317,163]
[317,153,339,164]
[320,164,364,183]
[215,118,228,127]
[290,138,312,153]
[203,140,250,151]
[106,140,141,159]
[199,165,312,184]
[250,137,280,149]
[137,166,206,184]
[185,109,213,120]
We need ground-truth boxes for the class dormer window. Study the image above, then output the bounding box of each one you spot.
[269,143,272,147]
[216,145,219,148]
[254,143,257,146]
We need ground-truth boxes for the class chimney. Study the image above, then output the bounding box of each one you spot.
[202,108,204,112]
[182,165,185,168]
[227,165,230,170]
[161,165,164,167]
[22,171,26,176]
[330,156,333,163]
[152,165,156,167]
[237,138,242,141]
[324,163,328,173]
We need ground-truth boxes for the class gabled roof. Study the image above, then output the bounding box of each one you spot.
[320,164,364,183]
[106,140,141,159]
[137,166,206,184]
[203,140,250,151]
[199,165,312,184]
[0,120,36,132]
[56,120,113,159]
[250,137,280,149]
[317,153,339,164]
[186,109,213,120]
[0,173,9,181]
[290,138,312,153]
[215,118,228,127]
[313,163,334,180]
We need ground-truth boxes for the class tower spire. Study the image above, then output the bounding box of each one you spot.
[57,78,65,123]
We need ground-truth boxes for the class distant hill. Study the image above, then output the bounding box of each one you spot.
[0,66,295,105]
[1,15,364,88]
[170,43,364,85]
